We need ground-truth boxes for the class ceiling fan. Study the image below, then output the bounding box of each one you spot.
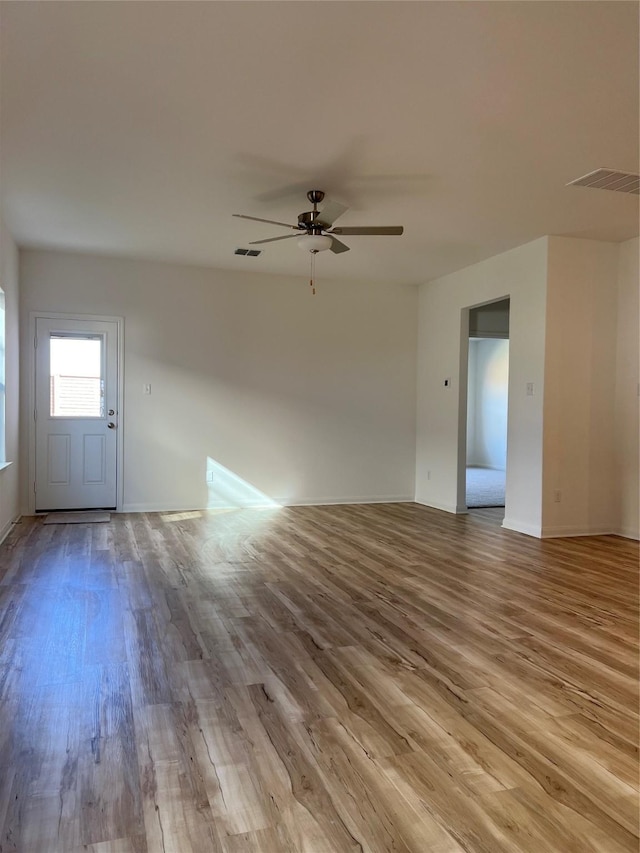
[233,190,403,255]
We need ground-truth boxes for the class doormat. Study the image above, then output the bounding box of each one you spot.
[43,511,111,524]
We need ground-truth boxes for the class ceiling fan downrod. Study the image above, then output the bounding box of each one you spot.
[298,190,326,233]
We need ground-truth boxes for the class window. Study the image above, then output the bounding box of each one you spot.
[49,333,105,418]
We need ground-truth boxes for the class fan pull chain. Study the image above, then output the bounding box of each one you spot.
[309,250,317,295]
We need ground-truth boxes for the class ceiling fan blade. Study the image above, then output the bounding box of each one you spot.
[330,237,350,254]
[317,199,349,227]
[329,226,404,235]
[248,234,299,245]
[233,214,298,230]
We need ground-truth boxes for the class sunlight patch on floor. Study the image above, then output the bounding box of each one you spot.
[160,510,204,522]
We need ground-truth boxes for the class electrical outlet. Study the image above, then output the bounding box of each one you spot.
[526,382,534,396]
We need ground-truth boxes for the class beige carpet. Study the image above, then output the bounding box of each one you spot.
[43,511,111,524]
[466,466,505,508]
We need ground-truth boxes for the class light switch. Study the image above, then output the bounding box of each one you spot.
[526,382,534,396]
[143,383,152,395]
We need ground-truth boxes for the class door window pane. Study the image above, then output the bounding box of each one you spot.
[49,335,104,417]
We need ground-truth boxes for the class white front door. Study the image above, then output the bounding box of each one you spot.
[35,317,119,511]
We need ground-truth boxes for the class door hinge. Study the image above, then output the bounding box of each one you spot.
[34,334,37,350]
[34,409,37,422]
[33,481,37,494]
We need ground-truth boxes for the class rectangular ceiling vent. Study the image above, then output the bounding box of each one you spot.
[567,168,639,194]
[235,247,262,257]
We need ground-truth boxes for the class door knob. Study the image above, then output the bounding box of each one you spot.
[107,422,116,429]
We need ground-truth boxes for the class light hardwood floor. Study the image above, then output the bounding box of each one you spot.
[0,503,638,852]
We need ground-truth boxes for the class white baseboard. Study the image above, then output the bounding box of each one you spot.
[503,516,640,540]
[612,526,640,541]
[414,499,468,515]
[502,517,542,538]
[284,495,413,507]
[121,495,414,513]
[0,515,20,546]
[121,502,207,513]
[541,524,639,539]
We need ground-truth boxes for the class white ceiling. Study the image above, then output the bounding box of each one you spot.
[1,1,638,285]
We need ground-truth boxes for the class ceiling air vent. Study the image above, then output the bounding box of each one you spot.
[234,248,262,257]
[567,168,639,194]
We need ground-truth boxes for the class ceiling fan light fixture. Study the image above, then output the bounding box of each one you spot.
[297,234,332,253]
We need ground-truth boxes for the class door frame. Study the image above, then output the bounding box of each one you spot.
[28,312,124,514]
[457,296,510,514]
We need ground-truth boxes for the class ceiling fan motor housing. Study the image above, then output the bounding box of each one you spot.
[300,192,328,232]
[298,210,326,232]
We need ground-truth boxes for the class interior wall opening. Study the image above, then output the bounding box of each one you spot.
[465,298,510,522]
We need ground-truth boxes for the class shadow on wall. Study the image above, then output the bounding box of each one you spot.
[206,457,281,509]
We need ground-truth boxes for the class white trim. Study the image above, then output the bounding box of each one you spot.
[28,312,124,514]
[121,495,415,513]
[502,516,542,537]
[541,524,626,539]
[456,307,470,513]
[0,515,19,546]
[459,294,511,517]
[283,494,414,507]
[415,498,468,515]
[611,527,640,541]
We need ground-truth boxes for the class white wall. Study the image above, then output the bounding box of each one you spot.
[20,249,418,512]
[614,237,639,539]
[416,238,548,535]
[542,237,620,536]
[417,234,637,540]
[15,236,639,536]
[467,338,509,470]
[0,219,20,541]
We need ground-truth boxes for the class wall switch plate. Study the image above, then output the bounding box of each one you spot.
[526,382,534,396]
[143,383,151,395]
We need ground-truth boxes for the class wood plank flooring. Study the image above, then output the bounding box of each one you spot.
[0,503,637,852]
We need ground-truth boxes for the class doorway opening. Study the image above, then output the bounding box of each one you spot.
[465,299,510,521]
